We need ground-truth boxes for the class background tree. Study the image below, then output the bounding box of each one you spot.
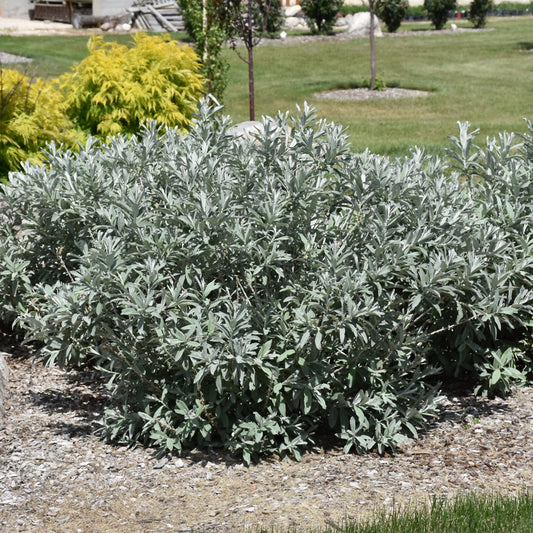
[300,0,343,35]
[225,0,275,120]
[179,0,229,101]
[424,0,457,30]
[368,0,377,90]
[375,0,409,33]
[469,0,493,28]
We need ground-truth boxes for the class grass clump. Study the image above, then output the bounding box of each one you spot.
[338,491,533,533]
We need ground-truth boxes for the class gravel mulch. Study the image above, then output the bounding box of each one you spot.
[314,87,430,101]
[0,52,32,64]
[1,328,532,533]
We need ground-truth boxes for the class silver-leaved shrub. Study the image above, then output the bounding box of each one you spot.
[1,102,532,463]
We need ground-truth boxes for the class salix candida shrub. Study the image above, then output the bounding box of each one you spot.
[1,102,533,462]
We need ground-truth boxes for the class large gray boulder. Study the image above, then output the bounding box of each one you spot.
[0,354,9,418]
[282,5,309,31]
[345,12,382,37]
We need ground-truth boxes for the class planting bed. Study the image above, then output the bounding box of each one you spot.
[1,332,532,532]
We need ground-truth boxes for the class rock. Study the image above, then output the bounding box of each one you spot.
[335,16,349,29]
[283,6,302,17]
[344,12,382,37]
[283,16,309,31]
[0,353,9,418]
[228,121,264,139]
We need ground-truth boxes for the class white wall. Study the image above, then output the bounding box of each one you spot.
[92,0,131,17]
[0,0,31,18]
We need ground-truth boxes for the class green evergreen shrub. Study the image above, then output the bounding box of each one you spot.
[424,0,457,29]
[60,33,205,137]
[0,68,82,181]
[375,0,409,32]
[178,0,229,100]
[300,0,344,34]
[339,5,369,16]
[469,0,493,28]
[2,103,533,463]
[258,0,284,38]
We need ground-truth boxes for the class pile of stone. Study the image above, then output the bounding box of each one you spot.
[282,5,381,38]
[282,5,309,32]
[337,12,382,37]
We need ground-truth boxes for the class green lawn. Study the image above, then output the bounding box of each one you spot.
[1,17,531,155]
[222,17,533,156]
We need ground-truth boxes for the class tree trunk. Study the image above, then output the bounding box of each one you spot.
[248,45,255,121]
[202,0,208,62]
[247,0,255,121]
[369,0,376,91]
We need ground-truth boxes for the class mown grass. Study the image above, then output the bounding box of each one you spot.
[0,18,531,155]
[0,31,190,78]
[222,17,533,156]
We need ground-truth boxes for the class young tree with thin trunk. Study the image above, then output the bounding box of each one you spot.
[368,0,377,90]
[225,0,273,121]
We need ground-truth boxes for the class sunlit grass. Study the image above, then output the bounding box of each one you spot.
[1,18,532,155]
[222,17,533,156]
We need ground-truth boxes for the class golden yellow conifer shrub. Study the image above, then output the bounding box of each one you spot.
[0,68,82,180]
[60,33,205,137]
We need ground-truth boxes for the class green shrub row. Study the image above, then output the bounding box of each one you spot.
[340,1,533,17]
[489,1,533,11]
[1,102,533,463]
[341,1,532,32]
